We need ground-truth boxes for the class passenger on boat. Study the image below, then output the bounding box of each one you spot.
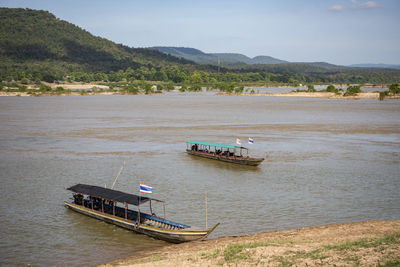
[73,194,83,205]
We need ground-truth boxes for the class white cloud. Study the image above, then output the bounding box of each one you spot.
[351,1,382,9]
[328,5,344,11]
[328,1,382,12]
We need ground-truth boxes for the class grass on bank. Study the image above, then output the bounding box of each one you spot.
[222,241,296,262]
[324,232,400,251]
[186,232,400,265]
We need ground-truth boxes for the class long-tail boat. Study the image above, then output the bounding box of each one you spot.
[64,184,219,243]
[186,140,264,166]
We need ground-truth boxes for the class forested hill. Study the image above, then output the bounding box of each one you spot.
[0,8,204,79]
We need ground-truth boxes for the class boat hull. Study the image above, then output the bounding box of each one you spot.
[186,150,264,166]
[64,202,210,243]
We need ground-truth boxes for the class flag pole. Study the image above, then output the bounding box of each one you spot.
[138,181,141,226]
[205,187,208,229]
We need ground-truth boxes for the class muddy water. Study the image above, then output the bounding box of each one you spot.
[0,93,399,266]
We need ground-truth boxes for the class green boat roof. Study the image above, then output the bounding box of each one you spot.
[187,140,245,149]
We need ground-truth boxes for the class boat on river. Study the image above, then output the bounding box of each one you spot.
[186,140,264,166]
[64,184,219,243]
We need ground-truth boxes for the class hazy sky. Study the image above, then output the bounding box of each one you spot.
[1,0,399,65]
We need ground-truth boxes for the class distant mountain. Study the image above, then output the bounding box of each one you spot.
[152,47,216,64]
[349,64,400,70]
[152,46,288,65]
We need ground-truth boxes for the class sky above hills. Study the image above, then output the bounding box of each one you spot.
[1,0,399,65]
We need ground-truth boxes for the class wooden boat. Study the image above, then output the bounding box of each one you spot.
[186,140,264,166]
[64,184,219,243]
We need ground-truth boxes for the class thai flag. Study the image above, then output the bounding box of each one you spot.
[140,183,153,194]
[236,138,241,145]
[248,138,254,144]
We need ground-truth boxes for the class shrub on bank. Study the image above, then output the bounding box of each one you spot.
[344,85,362,96]
[39,84,52,92]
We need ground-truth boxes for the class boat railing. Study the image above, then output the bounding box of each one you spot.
[79,198,190,229]
[187,148,245,158]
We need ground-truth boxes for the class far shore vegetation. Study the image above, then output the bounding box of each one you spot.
[1,8,399,99]
[1,77,399,100]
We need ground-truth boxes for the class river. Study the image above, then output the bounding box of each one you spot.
[0,92,399,266]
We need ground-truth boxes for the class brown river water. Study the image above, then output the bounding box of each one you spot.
[0,92,399,266]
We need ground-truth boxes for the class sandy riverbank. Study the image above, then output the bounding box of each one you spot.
[2,87,399,99]
[238,92,400,99]
[246,92,380,98]
[0,91,118,97]
[101,220,400,267]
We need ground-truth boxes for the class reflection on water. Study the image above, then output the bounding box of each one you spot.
[0,94,399,266]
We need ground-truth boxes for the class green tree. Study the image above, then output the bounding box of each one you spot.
[344,85,362,96]
[144,84,153,94]
[189,71,203,84]
[125,85,138,94]
[21,77,29,84]
[389,83,399,94]
[156,84,164,92]
[326,84,336,92]
[189,84,202,92]
[234,85,244,94]
[307,84,315,92]
[39,83,52,91]
[165,83,174,91]
[179,85,187,92]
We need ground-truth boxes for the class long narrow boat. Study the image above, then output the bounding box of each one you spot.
[64,184,219,243]
[186,140,264,166]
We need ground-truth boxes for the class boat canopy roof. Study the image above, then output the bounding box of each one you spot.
[187,140,246,150]
[67,184,160,206]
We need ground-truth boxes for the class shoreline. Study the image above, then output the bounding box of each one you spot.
[227,91,400,99]
[2,91,400,99]
[236,92,398,99]
[101,219,400,266]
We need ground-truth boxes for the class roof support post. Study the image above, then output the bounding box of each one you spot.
[150,200,153,216]
[113,201,115,216]
[138,204,141,225]
[124,202,127,219]
[163,202,166,219]
[101,198,104,213]
[91,196,93,210]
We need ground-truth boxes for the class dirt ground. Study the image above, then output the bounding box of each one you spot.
[241,92,400,99]
[101,220,400,267]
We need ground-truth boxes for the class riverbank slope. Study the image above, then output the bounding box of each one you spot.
[101,220,400,266]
